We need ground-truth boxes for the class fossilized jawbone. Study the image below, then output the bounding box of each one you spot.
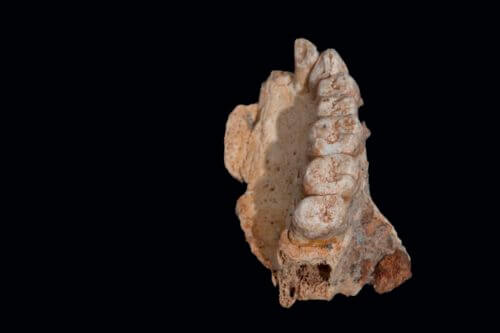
[224,39,411,308]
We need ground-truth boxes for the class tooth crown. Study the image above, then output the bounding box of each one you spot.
[308,49,349,90]
[303,155,358,196]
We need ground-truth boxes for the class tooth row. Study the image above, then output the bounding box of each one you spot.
[308,50,364,161]
[292,48,365,240]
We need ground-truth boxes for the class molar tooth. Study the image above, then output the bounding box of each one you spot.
[309,116,363,157]
[310,116,361,142]
[309,117,338,144]
[336,115,362,134]
[311,133,363,157]
[293,195,349,240]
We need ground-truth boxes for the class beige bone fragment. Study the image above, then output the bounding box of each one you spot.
[224,39,411,307]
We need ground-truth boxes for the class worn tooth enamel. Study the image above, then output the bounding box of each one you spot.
[309,49,348,91]
[317,74,360,100]
[317,96,358,117]
[310,132,364,157]
[294,38,319,91]
[337,115,362,134]
[309,117,339,144]
[309,116,363,156]
[310,116,361,141]
[292,195,349,239]
[303,155,358,196]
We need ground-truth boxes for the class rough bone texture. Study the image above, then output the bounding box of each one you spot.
[224,39,411,307]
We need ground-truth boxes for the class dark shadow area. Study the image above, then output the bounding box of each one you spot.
[248,92,317,268]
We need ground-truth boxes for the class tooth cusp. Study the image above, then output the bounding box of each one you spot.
[317,96,358,117]
[303,155,358,196]
[308,49,348,91]
[310,117,339,144]
[308,116,364,157]
[317,74,359,98]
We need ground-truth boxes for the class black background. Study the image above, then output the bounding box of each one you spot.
[104,8,496,329]
[8,4,498,329]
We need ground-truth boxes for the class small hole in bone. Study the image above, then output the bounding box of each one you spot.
[289,287,295,298]
[317,264,331,281]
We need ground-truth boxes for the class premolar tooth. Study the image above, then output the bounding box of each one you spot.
[309,49,348,91]
[292,195,349,239]
[318,96,358,117]
[317,74,360,99]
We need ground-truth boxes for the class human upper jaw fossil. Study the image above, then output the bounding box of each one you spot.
[224,39,411,307]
